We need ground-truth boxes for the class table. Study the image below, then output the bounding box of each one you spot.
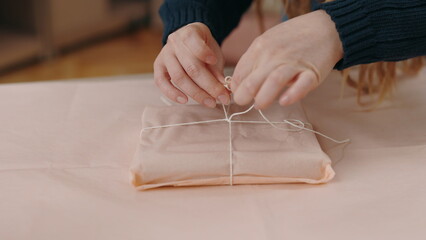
[1,69,426,239]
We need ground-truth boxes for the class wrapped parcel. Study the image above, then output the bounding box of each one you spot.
[130,103,334,190]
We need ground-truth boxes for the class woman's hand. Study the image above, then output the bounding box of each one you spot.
[154,22,229,108]
[231,10,343,109]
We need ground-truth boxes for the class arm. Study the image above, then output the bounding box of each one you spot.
[159,0,253,45]
[319,0,426,70]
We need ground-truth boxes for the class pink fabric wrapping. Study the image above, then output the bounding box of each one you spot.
[131,103,334,190]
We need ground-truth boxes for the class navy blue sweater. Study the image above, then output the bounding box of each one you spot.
[159,0,426,70]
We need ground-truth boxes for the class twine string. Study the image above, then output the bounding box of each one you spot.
[143,76,349,185]
[141,103,349,186]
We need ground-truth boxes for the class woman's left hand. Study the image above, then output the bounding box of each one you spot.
[231,10,343,109]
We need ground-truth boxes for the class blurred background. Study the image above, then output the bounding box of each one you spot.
[0,0,281,84]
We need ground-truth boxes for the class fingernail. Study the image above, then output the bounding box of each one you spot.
[218,94,230,105]
[203,98,216,108]
[280,96,290,106]
[206,55,216,64]
[177,96,187,104]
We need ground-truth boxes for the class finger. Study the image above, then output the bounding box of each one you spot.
[233,68,272,106]
[230,50,256,92]
[182,33,217,65]
[164,54,217,108]
[254,65,299,110]
[154,56,188,104]
[208,64,225,85]
[206,40,226,84]
[174,44,230,105]
[279,70,318,106]
[230,37,267,92]
[204,40,225,86]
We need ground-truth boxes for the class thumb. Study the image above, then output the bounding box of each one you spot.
[182,31,218,65]
[208,63,225,85]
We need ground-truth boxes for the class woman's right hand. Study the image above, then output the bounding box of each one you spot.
[154,22,230,108]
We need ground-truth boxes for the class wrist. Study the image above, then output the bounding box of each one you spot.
[315,10,344,65]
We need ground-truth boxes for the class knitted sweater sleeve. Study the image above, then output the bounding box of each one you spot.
[319,0,426,70]
[159,0,253,45]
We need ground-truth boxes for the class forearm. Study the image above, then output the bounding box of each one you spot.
[159,0,253,45]
[319,0,426,70]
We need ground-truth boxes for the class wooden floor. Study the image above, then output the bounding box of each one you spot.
[0,29,163,84]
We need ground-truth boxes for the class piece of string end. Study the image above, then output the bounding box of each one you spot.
[224,76,232,91]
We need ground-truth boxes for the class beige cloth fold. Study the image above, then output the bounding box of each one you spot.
[130,103,334,190]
